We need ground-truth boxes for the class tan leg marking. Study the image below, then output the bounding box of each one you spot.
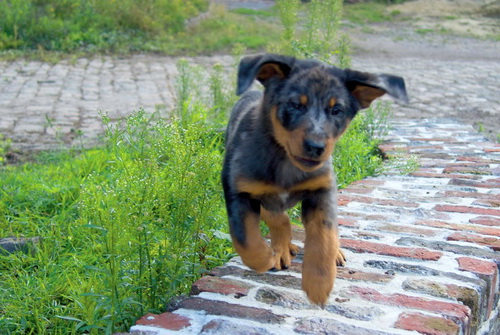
[232,212,274,273]
[301,210,340,306]
[261,208,299,270]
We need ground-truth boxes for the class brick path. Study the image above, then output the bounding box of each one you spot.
[129,119,500,335]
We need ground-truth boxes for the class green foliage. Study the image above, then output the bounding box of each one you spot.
[0,0,207,52]
[0,110,231,334]
[0,1,281,56]
[271,0,351,67]
[334,101,391,188]
[0,134,11,164]
[344,2,395,25]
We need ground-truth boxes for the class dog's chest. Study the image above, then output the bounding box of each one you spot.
[259,192,299,213]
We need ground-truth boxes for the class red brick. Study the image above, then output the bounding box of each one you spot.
[434,205,500,217]
[456,157,498,164]
[191,276,253,297]
[415,220,500,237]
[484,148,500,153]
[341,238,442,261]
[338,217,359,228]
[379,144,406,153]
[448,232,500,251]
[135,312,191,330]
[403,278,482,328]
[469,216,500,226]
[449,178,500,189]
[395,312,460,335]
[457,257,497,277]
[349,286,471,321]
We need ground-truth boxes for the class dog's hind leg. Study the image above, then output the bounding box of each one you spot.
[261,208,300,270]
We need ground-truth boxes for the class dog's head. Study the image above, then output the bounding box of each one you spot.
[237,53,408,172]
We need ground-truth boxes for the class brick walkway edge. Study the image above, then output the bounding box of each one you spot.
[128,119,500,335]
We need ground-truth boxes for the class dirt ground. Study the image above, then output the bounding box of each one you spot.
[345,0,500,141]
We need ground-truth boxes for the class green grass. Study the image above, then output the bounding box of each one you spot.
[344,2,396,25]
[0,1,280,57]
[1,110,232,334]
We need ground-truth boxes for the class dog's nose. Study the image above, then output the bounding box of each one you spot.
[304,139,325,158]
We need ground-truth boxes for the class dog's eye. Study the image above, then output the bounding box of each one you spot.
[290,102,305,111]
[327,105,342,116]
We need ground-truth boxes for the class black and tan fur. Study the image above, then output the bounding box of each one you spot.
[222,54,408,306]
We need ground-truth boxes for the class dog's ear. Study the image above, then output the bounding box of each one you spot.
[344,69,409,109]
[237,54,295,95]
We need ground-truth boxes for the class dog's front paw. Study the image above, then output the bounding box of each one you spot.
[302,262,336,307]
[336,249,347,267]
[271,242,299,270]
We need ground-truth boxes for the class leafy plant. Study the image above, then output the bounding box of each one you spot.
[271,0,351,68]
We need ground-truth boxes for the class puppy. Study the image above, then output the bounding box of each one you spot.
[222,54,408,305]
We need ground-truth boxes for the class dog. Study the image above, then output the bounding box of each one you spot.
[222,53,408,306]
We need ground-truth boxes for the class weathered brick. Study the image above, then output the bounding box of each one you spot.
[178,297,286,324]
[472,198,500,208]
[338,194,419,208]
[337,267,394,284]
[294,317,395,335]
[135,312,191,331]
[456,157,499,164]
[443,166,491,175]
[415,220,500,237]
[341,238,442,261]
[364,260,487,290]
[434,205,500,217]
[396,237,500,260]
[340,185,375,194]
[372,223,438,237]
[210,265,302,289]
[449,178,500,189]
[338,217,359,228]
[458,257,499,317]
[255,287,310,310]
[199,319,273,335]
[191,275,253,297]
[484,148,500,153]
[447,232,500,251]
[395,312,460,335]
[349,286,471,325]
[411,171,480,179]
[469,216,500,226]
[403,279,482,330]
[457,257,498,282]
[439,191,500,201]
